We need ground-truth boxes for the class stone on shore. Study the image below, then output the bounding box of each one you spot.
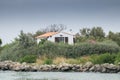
[0,61,120,73]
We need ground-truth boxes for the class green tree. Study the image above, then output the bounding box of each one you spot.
[77,27,105,43]
[80,28,90,37]
[0,38,2,46]
[16,30,37,48]
[90,27,105,39]
[108,31,114,39]
[108,31,120,46]
[0,38,2,53]
[34,30,45,37]
[0,31,38,61]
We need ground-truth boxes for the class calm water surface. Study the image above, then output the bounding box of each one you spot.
[0,71,120,80]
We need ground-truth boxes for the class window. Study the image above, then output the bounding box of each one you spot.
[55,37,68,43]
[65,37,68,43]
[59,37,64,42]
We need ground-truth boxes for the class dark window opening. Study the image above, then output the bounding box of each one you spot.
[65,37,68,43]
[55,37,68,43]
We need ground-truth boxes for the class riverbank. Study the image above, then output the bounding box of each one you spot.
[0,61,120,73]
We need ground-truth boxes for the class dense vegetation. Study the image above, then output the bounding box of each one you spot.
[38,41,119,58]
[36,53,120,65]
[0,26,120,64]
[0,38,2,46]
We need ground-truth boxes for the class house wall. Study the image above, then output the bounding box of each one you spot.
[37,38,41,43]
[48,32,74,44]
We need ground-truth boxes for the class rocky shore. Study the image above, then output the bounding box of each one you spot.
[0,61,120,73]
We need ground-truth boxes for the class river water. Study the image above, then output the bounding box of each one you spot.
[0,71,120,80]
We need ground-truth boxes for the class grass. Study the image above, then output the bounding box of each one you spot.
[35,53,120,65]
[53,57,66,65]
[90,53,116,64]
[36,56,91,65]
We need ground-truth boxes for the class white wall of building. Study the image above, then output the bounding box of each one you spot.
[37,32,74,44]
[48,32,74,44]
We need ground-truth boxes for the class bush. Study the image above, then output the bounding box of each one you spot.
[19,55,37,63]
[90,53,116,64]
[38,41,58,58]
[0,39,120,61]
[38,41,120,58]
[0,42,19,61]
[114,53,120,64]
[74,42,120,55]
[44,59,53,65]
[0,41,38,61]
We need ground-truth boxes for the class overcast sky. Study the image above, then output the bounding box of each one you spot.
[0,0,120,45]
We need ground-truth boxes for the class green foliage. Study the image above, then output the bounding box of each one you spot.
[16,30,36,48]
[44,59,53,65]
[108,31,120,46]
[114,53,120,64]
[0,38,2,53]
[0,38,2,46]
[0,31,38,61]
[19,55,37,63]
[38,41,120,58]
[80,28,90,37]
[76,27,106,44]
[38,41,58,58]
[0,27,120,63]
[90,53,116,64]
[34,30,45,37]
[0,42,19,61]
[0,42,37,61]
[39,39,46,45]
[90,27,105,39]
[0,36,120,62]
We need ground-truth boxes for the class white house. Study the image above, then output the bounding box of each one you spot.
[36,32,75,44]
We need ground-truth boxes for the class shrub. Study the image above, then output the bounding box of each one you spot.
[0,41,38,61]
[37,41,120,58]
[0,31,38,61]
[38,41,58,58]
[19,55,37,63]
[0,39,120,61]
[0,42,19,61]
[78,56,91,64]
[44,59,53,65]
[90,53,116,64]
[114,53,120,64]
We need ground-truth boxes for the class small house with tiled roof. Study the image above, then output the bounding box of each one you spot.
[36,32,74,44]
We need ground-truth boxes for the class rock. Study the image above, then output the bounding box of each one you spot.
[58,63,72,71]
[32,66,38,71]
[13,66,21,71]
[101,67,106,73]
[94,64,102,72]
[84,62,93,68]
[89,66,95,72]
[82,62,93,72]
[101,63,119,73]
[61,66,70,71]
[0,61,119,73]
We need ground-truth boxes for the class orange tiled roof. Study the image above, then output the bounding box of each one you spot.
[36,32,58,38]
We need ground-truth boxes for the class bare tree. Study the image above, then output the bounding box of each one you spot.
[46,24,67,32]
[34,24,67,37]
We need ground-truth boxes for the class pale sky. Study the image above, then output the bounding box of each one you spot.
[0,0,120,45]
